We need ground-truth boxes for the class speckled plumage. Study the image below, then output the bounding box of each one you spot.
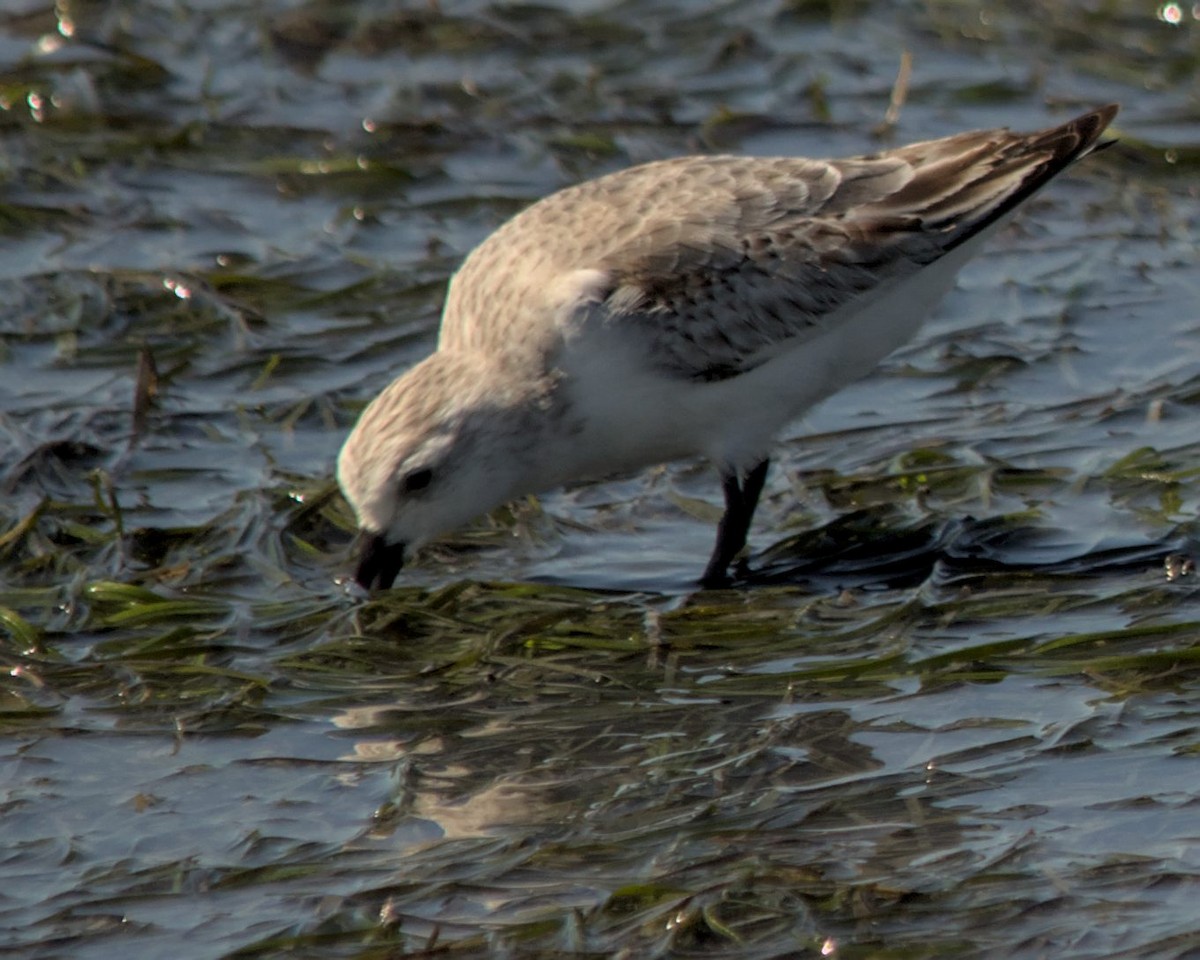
[339,105,1118,589]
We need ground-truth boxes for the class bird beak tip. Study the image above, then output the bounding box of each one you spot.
[353,532,406,591]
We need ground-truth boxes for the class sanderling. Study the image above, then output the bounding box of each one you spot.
[339,104,1118,589]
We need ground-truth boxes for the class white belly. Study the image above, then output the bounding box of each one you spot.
[554,223,1002,483]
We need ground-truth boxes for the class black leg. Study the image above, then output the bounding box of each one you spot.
[700,458,770,587]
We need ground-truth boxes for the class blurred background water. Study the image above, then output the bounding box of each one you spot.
[1,1,1199,957]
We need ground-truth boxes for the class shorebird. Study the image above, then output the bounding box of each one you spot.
[338,104,1118,589]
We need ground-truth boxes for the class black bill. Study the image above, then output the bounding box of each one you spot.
[353,532,406,590]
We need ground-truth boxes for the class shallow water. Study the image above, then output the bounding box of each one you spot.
[2,1,1200,957]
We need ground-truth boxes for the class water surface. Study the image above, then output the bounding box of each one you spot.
[2,1,1199,957]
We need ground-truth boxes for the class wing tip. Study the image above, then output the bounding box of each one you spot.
[934,102,1120,252]
[1045,102,1120,163]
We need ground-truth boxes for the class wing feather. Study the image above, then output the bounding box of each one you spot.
[440,106,1117,382]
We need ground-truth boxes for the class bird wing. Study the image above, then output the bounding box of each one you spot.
[589,153,933,381]
[587,106,1116,381]
[440,107,1116,382]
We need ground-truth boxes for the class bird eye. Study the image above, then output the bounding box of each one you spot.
[400,467,433,494]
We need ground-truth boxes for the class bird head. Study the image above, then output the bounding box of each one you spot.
[337,352,543,589]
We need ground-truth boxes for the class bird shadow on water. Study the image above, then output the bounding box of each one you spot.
[745,505,1190,593]
[512,498,1192,600]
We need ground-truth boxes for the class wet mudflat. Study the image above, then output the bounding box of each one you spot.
[2,1,1200,957]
